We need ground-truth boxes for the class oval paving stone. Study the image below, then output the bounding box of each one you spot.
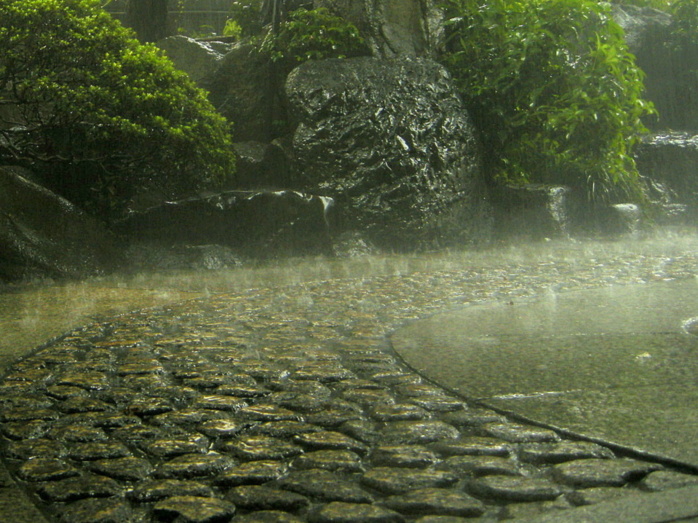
[552,458,663,487]
[381,488,486,517]
[362,468,459,495]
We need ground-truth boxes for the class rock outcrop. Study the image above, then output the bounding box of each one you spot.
[117,190,334,258]
[315,0,444,58]
[285,56,492,248]
[0,167,123,282]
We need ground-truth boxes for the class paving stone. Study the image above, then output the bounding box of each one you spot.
[193,394,249,412]
[292,450,364,473]
[1,407,59,422]
[428,438,511,457]
[126,396,173,416]
[436,455,523,478]
[87,456,154,481]
[370,445,439,468]
[276,470,375,503]
[337,419,380,444]
[640,470,698,492]
[464,475,564,502]
[309,501,405,523]
[303,401,364,428]
[293,431,369,455]
[127,479,216,502]
[197,418,251,438]
[239,404,302,422]
[154,452,237,478]
[219,435,303,460]
[35,474,122,502]
[112,423,164,444]
[552,458,663,487]
[441,409,507,428]
[140,434,210,458]
[381,488,486,517]
[271,391,332,412]
[370,404,431,422]
[362,468,459,495]
[1,420,50,440]
[56,397,113,414]
[381,420,460,444]
[67,441,132,461]
[480,422,560,443]
[5,438,66,459]
[152,495,236,522]
[341,388,396,406]
[564,486,642,506]
[214,460,289,487]
[152,408,214,427]
[518,441,615,464]
[226,485,310,511]
[56,372,109,391]
[57,497,138,523]
[45,385,88,400]
[17,458,79,482]
[413,517,481,523]
[233,511,304,522]
[252,421,322,438]
[48,424,108,442]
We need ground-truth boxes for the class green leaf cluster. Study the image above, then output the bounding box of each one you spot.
[441,0,655,201]
[0,0,235,220]
[261,7,369,64]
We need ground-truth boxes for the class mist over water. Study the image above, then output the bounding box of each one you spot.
[2,228,697,372]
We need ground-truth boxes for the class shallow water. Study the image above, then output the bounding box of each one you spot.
[2,229,698,371]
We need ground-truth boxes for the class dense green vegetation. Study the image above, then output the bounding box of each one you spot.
[0,0,235,221]
[440,0,655,201]
[260,7,369,64]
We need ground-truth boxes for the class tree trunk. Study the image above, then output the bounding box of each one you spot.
[126,0,170,43]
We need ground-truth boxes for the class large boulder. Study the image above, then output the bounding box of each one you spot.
[0,167,123,281]
[285,56,492,249]
[635,132,698,221]
[203,43,275,142]
[613,5,698,131]
[315,0,444,58]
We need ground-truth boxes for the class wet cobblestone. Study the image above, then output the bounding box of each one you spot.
[2,250,698,521]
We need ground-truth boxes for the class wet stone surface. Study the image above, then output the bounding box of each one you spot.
[2,252,698,521]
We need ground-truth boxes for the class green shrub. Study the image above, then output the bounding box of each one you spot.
[261,7,369,64]
[441,0,655,201]
[0,0,235,221]
[228,0,264,38]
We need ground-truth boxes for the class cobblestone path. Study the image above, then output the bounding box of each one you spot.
[2,249,698,522]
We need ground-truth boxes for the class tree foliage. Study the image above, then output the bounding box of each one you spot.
[440,0,655,201]
[261,7,369,64]
[0,0,235,220]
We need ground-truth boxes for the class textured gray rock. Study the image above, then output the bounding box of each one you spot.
[315,0,444,58]
[286,56,492,249]
[0,167,123,282]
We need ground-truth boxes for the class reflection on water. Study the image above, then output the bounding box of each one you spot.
[2,230,698,371]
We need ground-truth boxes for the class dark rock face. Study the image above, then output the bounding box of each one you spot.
[0,166,123,282]
[117,190,333,257]
[232,141,292,190]
[491,185,570,240]
[612,5,697,132]
[315,0,444,58]
[204,43,274,142]
[286,56,492,249]
[635,133,698,220]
